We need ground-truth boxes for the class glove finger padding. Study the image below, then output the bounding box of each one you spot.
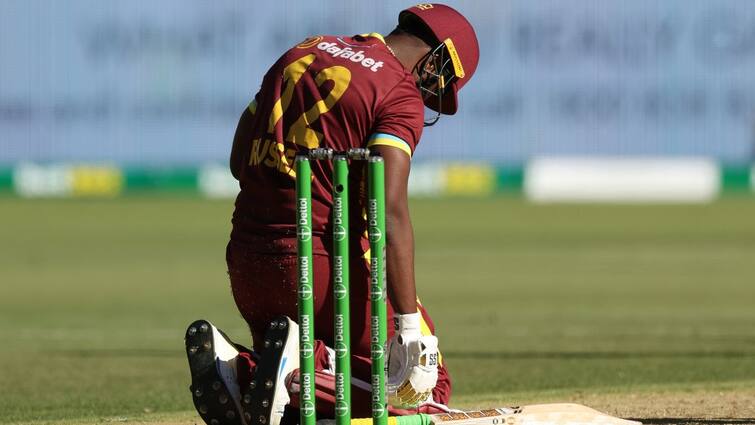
[386,334,439,408]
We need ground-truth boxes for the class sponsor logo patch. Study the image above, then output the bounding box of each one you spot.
[316,41,385,73]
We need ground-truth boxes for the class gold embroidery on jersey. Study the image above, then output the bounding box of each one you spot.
[248,137,297,176]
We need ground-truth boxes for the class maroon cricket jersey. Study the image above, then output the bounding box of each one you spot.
[231,34,424,254]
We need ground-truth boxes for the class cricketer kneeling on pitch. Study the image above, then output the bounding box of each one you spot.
[183,3,641,425]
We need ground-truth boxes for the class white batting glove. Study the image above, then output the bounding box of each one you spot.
[385,312,439,408]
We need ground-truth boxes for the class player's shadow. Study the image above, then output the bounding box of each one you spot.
[635,419,755,425]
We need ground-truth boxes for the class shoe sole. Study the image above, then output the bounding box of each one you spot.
[242,316,297,425]
[185,319,247,425]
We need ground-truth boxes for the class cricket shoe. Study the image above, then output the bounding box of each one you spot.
[185,319,247,425]
[241,316,299,425]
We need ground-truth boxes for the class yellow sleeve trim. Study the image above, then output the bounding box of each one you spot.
[367,137,412,157]
[358,32,386,44]
[248,99,257,115]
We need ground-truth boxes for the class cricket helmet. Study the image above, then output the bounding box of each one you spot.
[398,3,480,120]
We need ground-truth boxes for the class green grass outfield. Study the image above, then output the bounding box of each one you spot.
[1,197,754,424]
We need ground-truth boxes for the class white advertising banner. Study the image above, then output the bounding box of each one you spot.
[1,1,754,164]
